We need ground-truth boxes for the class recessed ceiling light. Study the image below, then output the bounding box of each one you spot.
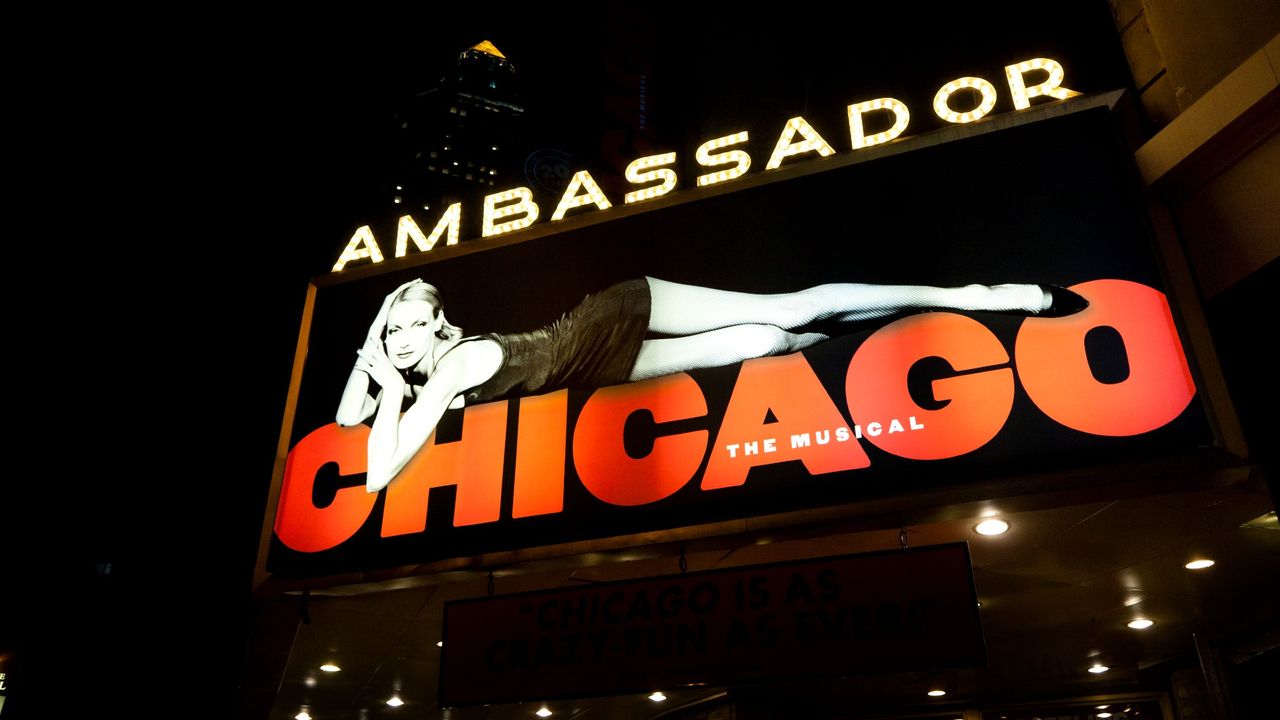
[974,518,1009,536]
[927,689,947,697]
[320,663,341,673]
[387,695,404,707]
[1098,713,1112,718]
[648,691,667,702]
[1184,559,1215,570]
[1088,664,1109,674]
[296,711,312,720]
[536,708,552,718]
[1127,618,1154,629]
[437,641,444,647]
[304,677,317,688]
[1096,706,1109,710]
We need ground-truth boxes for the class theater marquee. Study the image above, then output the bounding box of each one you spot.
[261,101,1210,582]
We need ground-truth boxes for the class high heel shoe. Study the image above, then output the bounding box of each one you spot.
[1038,285,1089,317]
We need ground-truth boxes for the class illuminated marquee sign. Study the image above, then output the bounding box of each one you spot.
[264,104,1210,581]
[331,58,1078,272]
[278,281,1192,557]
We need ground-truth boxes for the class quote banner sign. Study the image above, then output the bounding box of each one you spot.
[266,109,1211,580]
[440,543,984,706]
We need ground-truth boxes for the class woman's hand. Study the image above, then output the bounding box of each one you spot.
[356,343,405,395]
[367,278,425,342]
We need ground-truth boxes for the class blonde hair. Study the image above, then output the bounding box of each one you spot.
[392,282,464,341]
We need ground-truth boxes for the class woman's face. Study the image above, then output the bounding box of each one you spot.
[385,300,440,370]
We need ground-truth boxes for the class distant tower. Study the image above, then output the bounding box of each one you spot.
[389,40,526,215]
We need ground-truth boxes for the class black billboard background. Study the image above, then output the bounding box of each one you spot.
[268,108,1212,578]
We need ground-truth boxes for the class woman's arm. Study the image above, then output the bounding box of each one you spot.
[359,339,502,493]
[336,338,382,426]
[335,279,424,426]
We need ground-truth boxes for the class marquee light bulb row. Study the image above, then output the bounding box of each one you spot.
[333,57,1079,272]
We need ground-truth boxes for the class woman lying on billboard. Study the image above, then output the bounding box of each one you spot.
[337,277,1087,492]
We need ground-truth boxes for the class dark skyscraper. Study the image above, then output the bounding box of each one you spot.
[389,40,527,216]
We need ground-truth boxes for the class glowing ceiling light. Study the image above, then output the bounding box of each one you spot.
[436,641,444,647]
[974,518,1009,535]
[1184,559,1215,570]
[386,695,404,707]
[296,711,312,720]
[1097,713,1112,718]
[320,663,341,672]
[648,691,667,702]
[927,690,946,697]
[1096,706,1110,710]
[536,708,552,718]
[1088,664,1109,674]
[1127,618,1154,629]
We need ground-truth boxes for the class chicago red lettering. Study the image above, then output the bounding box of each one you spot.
[274,281,1195,553]
[847,313,1014,460]
[703,353,870,490]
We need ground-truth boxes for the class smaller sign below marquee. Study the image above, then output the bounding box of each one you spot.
[440,543,984,706]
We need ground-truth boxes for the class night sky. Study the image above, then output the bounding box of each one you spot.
[4,5,1134,713]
